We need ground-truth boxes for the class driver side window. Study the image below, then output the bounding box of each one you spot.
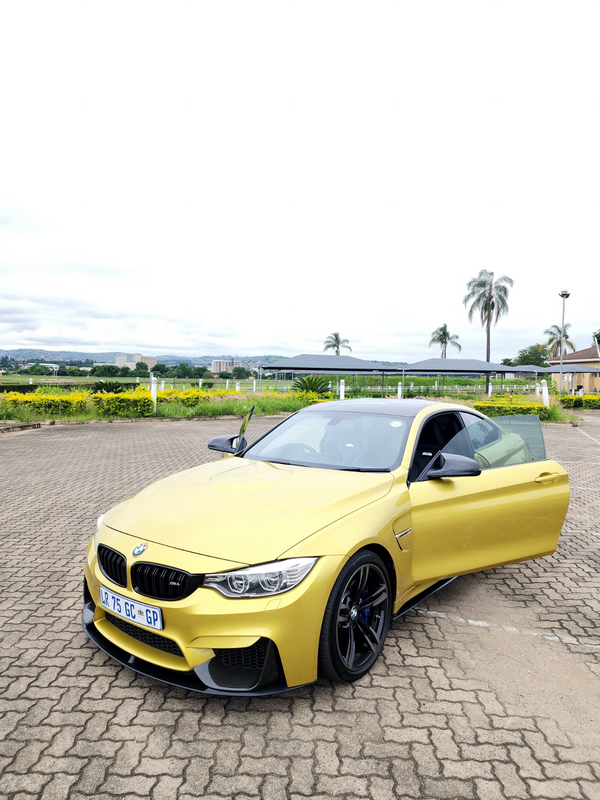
[459,412,531,469]
[460,414,501,453]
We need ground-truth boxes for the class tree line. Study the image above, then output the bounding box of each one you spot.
[0,357,254,381]
[326,271,599,379]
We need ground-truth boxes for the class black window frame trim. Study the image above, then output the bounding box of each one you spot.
[407,409,474,484]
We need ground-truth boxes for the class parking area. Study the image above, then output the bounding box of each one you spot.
[1,413,599,800]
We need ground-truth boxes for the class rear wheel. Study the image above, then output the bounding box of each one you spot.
[318,551,392,682]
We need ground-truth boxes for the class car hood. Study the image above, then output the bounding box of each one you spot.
[104,457,393,566]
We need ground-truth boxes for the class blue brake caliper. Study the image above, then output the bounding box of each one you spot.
[360,587,371,623]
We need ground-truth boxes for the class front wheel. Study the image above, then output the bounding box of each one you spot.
[318,551,392,682]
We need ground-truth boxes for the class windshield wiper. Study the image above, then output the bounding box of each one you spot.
[256,458,389,472]
[337,467,390,472]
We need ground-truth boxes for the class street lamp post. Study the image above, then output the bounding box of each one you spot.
[558,290,570,396]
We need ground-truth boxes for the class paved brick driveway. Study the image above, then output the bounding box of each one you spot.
[1,413,599,800]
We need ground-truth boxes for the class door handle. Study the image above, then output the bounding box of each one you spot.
[534,473,560,485]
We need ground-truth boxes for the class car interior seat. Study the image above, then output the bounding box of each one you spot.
[408,414,463,482]
[321,420,369,466]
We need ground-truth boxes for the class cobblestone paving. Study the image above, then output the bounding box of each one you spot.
[1,413,599,800]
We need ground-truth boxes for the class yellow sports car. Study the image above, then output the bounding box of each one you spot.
[83,399,570,695]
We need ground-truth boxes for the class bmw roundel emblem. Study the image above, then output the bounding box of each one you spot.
[132,543,147,557]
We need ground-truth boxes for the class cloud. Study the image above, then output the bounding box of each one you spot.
[0,3,597,361]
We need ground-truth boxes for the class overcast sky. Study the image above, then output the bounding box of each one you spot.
[1,1,598,363]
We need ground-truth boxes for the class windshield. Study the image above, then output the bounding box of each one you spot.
[243,410,411,471]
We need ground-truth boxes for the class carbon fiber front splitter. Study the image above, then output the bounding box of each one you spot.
[81,603,311,697]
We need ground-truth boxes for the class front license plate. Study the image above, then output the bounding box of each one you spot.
[99,585,163,631]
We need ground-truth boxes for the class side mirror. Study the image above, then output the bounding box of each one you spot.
[425,453,481,480]
[208,435,247,454]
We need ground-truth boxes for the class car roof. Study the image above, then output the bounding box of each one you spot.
[300,398,458,420]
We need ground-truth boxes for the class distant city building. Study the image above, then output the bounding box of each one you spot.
[116,353,157,371]
[210,359,241,374]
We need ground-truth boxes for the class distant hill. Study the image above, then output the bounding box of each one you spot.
[0,348,286,365]
[0,349,405,367]
[0,348,122,363]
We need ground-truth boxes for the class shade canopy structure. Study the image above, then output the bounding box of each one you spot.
[257,354,403,392]
[401,358,543,375]
[261,354,401,374]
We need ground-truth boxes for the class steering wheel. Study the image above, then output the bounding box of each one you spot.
[323,435,369,464]
[474,452,491,469]
[299,444,317,455]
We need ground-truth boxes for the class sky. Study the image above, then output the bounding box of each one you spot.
[1,1,598,363]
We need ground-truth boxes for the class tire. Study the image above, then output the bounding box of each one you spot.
[318,550,392,682]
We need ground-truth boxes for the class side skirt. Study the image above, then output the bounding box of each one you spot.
[393,577,457,620]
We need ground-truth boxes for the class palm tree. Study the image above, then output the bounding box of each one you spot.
[464,270,514,391]
[543,324,576,360]
[323,332,352,356]
[429,324,462,358]
[463,270,514,361]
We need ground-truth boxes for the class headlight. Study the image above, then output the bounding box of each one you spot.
[93,514,105,550]
[203,558,318,598]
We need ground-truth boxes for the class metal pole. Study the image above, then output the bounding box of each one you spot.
[558,290,570,397]
[150,374,157,411]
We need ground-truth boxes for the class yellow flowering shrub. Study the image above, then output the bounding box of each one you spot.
[91,388,154,417]
[3,391,90,414]
[156,389,242,407]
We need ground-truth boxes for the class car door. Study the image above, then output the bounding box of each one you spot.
[407,411,570,584]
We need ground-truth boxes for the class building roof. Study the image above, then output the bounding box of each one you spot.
[262,354,399,373]
[547,345,600,364]
[401,358,532,374]
[548,363,598,373]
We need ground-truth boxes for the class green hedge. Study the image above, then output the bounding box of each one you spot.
[473,402,550,421]
[91,392,154,417]
[0,384,39,393]
[0,382,98,393]
[560,395,600,409]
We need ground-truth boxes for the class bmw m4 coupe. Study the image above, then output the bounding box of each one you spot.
[83,399,569,695]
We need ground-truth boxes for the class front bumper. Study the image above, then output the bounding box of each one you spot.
[83,542,343,695]
[82,594,299,696]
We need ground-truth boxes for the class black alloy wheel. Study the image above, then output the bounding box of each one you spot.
[319,551,392,682]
